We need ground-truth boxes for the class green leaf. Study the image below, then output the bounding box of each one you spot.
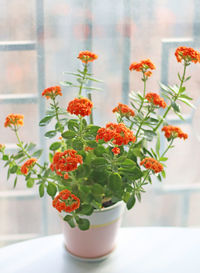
[91,157,107,168]
[39,116,54,127]
[85,125,100,135]
[68,119,79,131]
[75,217,90,230]
[119,167,143,180]
[50,142,61,151]
[78,204,94,216]
[32,149,43,158]
[178,98,195,108]
[108,173,122,193]
[63,215,76,228]
[72,138,83,150]
[10,165,18,174]
[156,131,160,156]
[93,146,107,157]
[27,142,37,152]
[86,76,103,83]
[126,194,136,210]
[62,130,76,139]
[86,140,98,148]
[184,76,191,82]
[92,184,104,195]
[159,157,168,162]
[13,152,24,160]
[13,177,18,188]
[2,155,9,161]
[45,130,57,138]
[171,101,180,113]
[47,183,57,197]
[26,178,35,188]
[179,94,193,100]
[39,183,45,197]
[120,159,136,169]
[161,170,166,178]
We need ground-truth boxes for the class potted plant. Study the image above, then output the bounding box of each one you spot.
[0,47,199,260]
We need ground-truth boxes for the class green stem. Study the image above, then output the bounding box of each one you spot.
[140,170,151,186]
[78,63,88,97]
[135,109,151,138]
[159,139,174,159]
[87,92,93,124]
[14,128,43,169]
[52,98,63,133]
[153,62,187,132]
[138,73,147,113]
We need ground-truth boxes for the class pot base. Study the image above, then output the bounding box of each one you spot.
[65,244,116,262]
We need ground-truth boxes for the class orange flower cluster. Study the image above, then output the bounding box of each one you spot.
[145,93,167,108]
[50,149,83,179]
[175,47,200,64]
[112,147,120,155]
[4,114,24,128]
[96,123,136,146]
[129,59,156,73]
[67,97,93,117]
[52,189,80,213]
[21,158,37,175]
[42,86,62,99]
[162,125,188,140]
[112,103,135,117]
[85,146,94,151]
[77,51,98,64]
[140,157,163,173]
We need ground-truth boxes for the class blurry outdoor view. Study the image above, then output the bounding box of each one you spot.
[1,0,200,246]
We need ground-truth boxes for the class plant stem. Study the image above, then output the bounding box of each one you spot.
[153,62,187,132]
[78,63,88,97]
[87,92,94,124]
[14,128,43,169]
[52,98,63,133]
[135,109,151,138]
[159,139,174,159]
[138,73,147,113]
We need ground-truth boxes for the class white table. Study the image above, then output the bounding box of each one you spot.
[0,227,200,273]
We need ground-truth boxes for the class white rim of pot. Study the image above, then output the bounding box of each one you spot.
[93,200,124,213]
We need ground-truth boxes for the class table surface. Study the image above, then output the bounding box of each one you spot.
[1,227,200,273]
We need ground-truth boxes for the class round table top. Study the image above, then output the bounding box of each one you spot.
[1,227,200,273]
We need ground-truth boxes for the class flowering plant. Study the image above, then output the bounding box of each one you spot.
[0,47,199,230]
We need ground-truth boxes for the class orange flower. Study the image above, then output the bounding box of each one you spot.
[129,59,155,73]
[4,114,24,128]
[50,149,83,179]
[162,125,188,140]
[67,97,93,117]
[77,50,98,64]
[175,47,200,63]
[140,157,163,173]
[112,103,135,117]
[145,93,167,108]
[42,86,62,99]
[21,158,37,175]
[52,189,80,213]
[145,71,152,77]
[85,146,94,151]
[112,147,120,155]
[96,123,136,146]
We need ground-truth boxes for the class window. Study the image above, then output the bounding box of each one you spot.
[1,0,200,246]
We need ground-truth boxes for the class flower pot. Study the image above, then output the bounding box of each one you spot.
[62,201,125,260]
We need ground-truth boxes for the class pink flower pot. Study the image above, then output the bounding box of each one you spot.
[62,201,125,260]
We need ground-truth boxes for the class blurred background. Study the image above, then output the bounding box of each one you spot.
[0,0,200,247]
